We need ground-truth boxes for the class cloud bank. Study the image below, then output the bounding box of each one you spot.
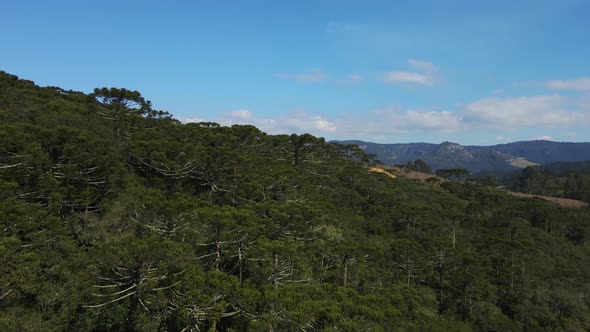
[180,91,588,141]
[464,95,584,127]
[183,70,590,141]
[545,78,590,92]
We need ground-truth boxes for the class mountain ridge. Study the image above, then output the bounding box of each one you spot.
[335,139,590,174]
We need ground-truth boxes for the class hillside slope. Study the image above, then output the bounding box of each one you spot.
[1,71,590,331]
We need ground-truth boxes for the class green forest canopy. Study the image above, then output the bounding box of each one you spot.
[503,164,590,204]
[1,71,589,331]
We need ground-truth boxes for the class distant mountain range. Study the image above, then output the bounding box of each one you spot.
[335,140,590,175]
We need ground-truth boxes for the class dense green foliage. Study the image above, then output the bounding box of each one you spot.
[395,159,433,174]
[506,164,590,203]
[435,169,470,181]
[1,71,590,331]
[413,159,433,174]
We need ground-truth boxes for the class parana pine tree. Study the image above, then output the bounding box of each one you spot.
[1,71,589,331]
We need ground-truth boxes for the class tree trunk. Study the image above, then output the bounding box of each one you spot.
[343,255,349,287]
[273,253,279,288]
[451,220,457,249]
[436,251,444,313]
[462,263,469,320]
[214,240,221,271]
[405,247,412,287]
[510,252,514,290]
[293,146,299,166]
[238,246,243,287]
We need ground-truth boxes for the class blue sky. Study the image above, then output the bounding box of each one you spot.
[2,0,590,144]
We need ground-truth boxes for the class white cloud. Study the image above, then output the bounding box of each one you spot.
[218,109,336,135]
[404,110,461,130]
[370,106,462,132]
[383,59,438,85]
[495,136,512,142]
[534,136,553,141]
[545,78,590,92]
[276,69,327,82]
[192,106,459,140]
[217,110,258,128]
[179,91,589,142]
[178,116,205,123]
[493,89,505,95]
[283,110,337,132]
[228,109,253,121]
[383,71,435,85]
[408,59,438,73]
[464,95,585,127]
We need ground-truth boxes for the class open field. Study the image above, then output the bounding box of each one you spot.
[368,167,397,178]
[371,165,589,208]
[371,165,446,183]
[506,191,589,208]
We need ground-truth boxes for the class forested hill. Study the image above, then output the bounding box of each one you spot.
[1,70,590,331]
[336,140,590,174]
[503,160,590,204]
